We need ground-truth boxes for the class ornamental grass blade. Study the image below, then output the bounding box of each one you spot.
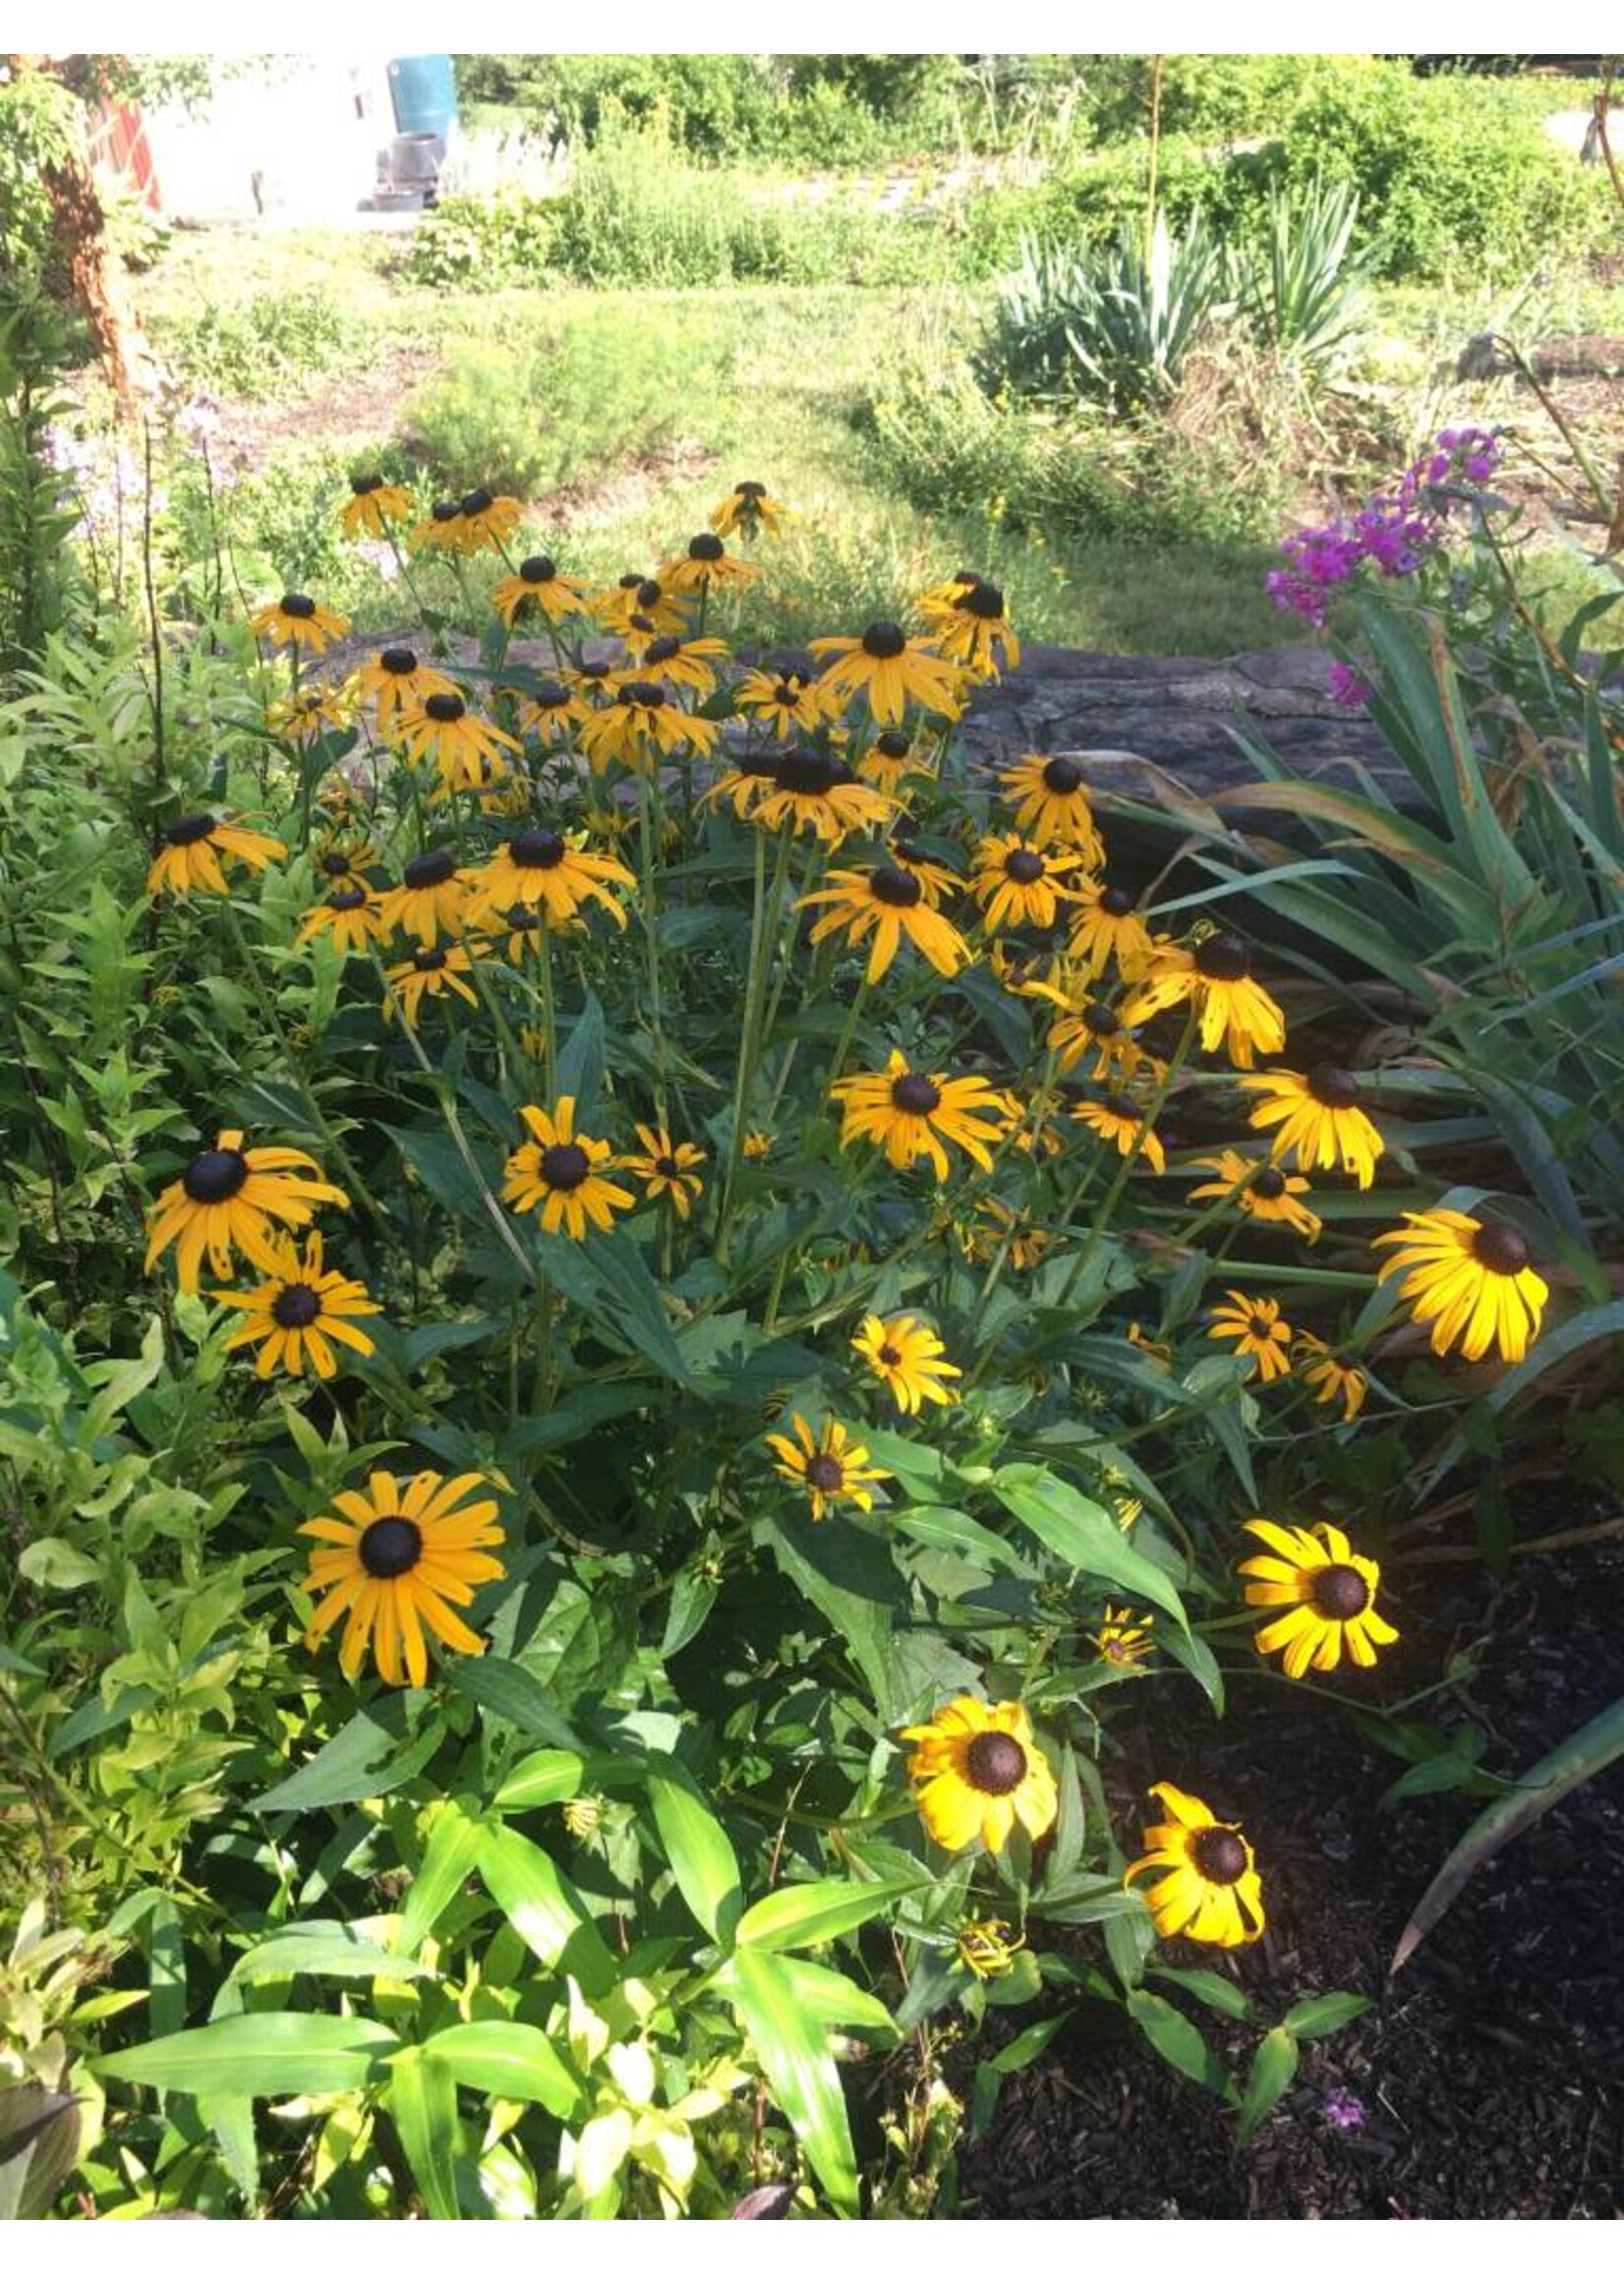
[1391,1693,1624,1974]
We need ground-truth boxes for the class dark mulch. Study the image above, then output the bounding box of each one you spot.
[957,1535,1624,2219]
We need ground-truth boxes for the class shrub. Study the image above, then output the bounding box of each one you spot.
[402,192,556,290]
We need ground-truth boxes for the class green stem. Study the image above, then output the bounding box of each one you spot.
[716,825,793,1260]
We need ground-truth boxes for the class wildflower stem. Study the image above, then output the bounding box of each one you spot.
[1055,1010,1197,1309]
[716,825,793,1262]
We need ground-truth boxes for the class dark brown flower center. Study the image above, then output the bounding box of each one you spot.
[861,621,907,660]
[532,677,571,708]
[965,1730,1027,1795]
[871,867,923,907]
[892,1073,941,1117]
[460,488,493,517]
[279,593,316,619]
[1252,1166,1287,1198]
[777,748,841,796]
[740,749,782,781]
[655,1154,679,1178]
[687,532,725,561]
[320,848,354,875]
[1307,1065,1361,1108]
[1311,1563,1370,1619]
[413,948,447,973]
[1005,848,1045,884]
[1042,756,1084,793]
[1194,932,1250,981]
[350,472,383,496]
[804,1453,844,1493]
[878,1343,902,1368]
[504,904,541,931]
[431,500,461,523]
[519,554,556,583]
[510,831,566,869]
[165,812,217,846]
[1473,1222,1531,1275]
[380,646,418,674]
[619,680,666,710]
[541,1141,591,1191]
[1104,1098,1144,1125]
[403,848,457,890]
[327,885,369,912]
[271,1283,322,1328]
[182,1146,249,1203]
[359,1515,423,1578]
[735,480,767,498]
[635,579,664,608]
[1083,1004,1120,1035]
[961,580,1005,619]
[874,729,911,759]
[1099,886,1136,916]
[643,635,682,666]
[1190,1826,1247,1885]
[424,692,465,724]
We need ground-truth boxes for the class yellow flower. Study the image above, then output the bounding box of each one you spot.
[384,941,484,1028]
[466,830,635,932]
[1294,1331,1368,1422]
[348,646,462,740]
[1206,1291,1294,1383]
[659,531,757,597]
[408,498,471,555]
[766,1413,891,1521]
[710,479,787,539]
[250,592,349,654]
[1373,1208,1549,1366]
[851,1313,960,1414]
[968,832,1086,933]
[811,621,964,727]
[855,728,937,796]
[1126,1320,1172,1370]
[1026,971,1154,1085]
[998,752,1103,858]
[1188,1151,1321,1241]
[1239,1518,1399,1677]
[749,748,898,845]
[213,1231,379,1379]
[954,1917,1025,1981]
[515,676,593,744]
[1126,1783,1264,1948]
[832,1049,1013,1180]
[1068,878,1157,983]
[492,553,590,627]
[798,864,971,984]
[885,836,960,905]
[734,665,825,738]
[1071,1095,1166,1175]
[900,1695,1058,1856]
[1241,1066,1385,1190]
[593,573,687,639]
[502,1097,636,1240]
[916,575,1020,681]
[451,488,523,557]
[620,630,730,697]
[1092,1603,1154,1666]
[377,847,472,946]
[627,1124,706,1219]
[340,474,414,541]
[145,1129,347,1292]
[743,1130,774,1161]
[146,812,285,899]
[299,882,385,959]
[393,694,522,796]
[300,1467,505,1689]
[266,687,353,746]
[1125,934,1286,1070]
[579,680,720,775]
[962,1196,1048,1272]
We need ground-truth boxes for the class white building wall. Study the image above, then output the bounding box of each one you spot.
[142,57,396,224]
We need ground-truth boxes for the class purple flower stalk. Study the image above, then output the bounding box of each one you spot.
[1266,428,1503,622]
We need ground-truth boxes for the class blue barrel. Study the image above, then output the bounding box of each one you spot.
[387,55,458,140]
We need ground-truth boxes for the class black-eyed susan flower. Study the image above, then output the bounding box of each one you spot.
[1242,1066,1385,1190]
[1028,974,1153,1085]
[1072,1094,1166,1174]
[1126,1320,1173,1370]
[502,1097,636,1240]
[918,575,1020,680]
[734,665,824,738]
[1294,1331,1368,1422]
[969,832,1086,933]
[430,751,525,814]
[145,1130,347,1292]
[964,1195,1049,1272]
[855,728,936,796]
[146,812,286,900]
[594,574,686,639]
[313,833,380,886]
[999,752,1104,859]
[811,622,964,727]
[266,687,353,747]
[385,941,484,1027]
[955,1917,1024,1981]
[350,646,461,739]
[711,479,786,539]
[624,632,730,701]
[580,680,720,775]
[493,553,589,628]
[213,1231,379,1379]
[1189,1151,1321,1242]
[766,1413,891,1522]
[466,830,634,932]
[1092,1604,1154,1666]
[851,1312,960,1414]
[250,591,350,655]
[627,1125,706,1219]
[377,846,471,946]
[1373,1208,1549,1365]
[661,530,756,598]
[515,675,592,745]
[1206,1290,1294,1383]
[487,904,578,963]
[454,488,523,557]
[299,882,385,959]
[1239,1518,1399,1676]
[702,748,783,821]
[1069,878,1158,983]
[887,836,959,905]
[900,1695,1058,1856]
[300,1467,505,1689]
[831,1049,1013,1180]
[409,498,468,556]
[798,864,971,983]
[749,747,897,845]
[394,693,522,794]
[1126,1783,1264,1948]
[340,473,414,542]
[1126,933,1286,1070]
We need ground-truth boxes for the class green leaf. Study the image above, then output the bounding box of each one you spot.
[17,1538,100,1590]
[554,991,606,1114]
[1235,2025,1299,2143]
[427,2021,582,2120]
[493,1749,585,1812]
[1147,1965,1252,2021]
[646,1760,743,1946]
[387,2043,463,2221]
[1280,1991,1370,2041]
[660,1568,719,1658]
[230,1924,428,1985]
[399,1802,490,1955]
[735,1874,909,1953]
[1124,1989,1226,2094]
[538,1233,691,1382]
[726,1946,859,2216]
[1155,1619,1225,1714]
[758,1505,905,1720]
[94,2012,399,2098]
[894,1503,1034,1576]
[474,1822,616,1996]
[443,1658,581,1749]
[988,2012,1071,2074]
[991,1463,1190,1634]
[254,1700,444,1813]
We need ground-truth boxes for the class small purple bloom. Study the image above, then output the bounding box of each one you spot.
[1327,661,1372,711]
[1321,2086,1366,2131]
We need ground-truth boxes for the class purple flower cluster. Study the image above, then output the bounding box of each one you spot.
[1326,660,1373,711]
[1266,427,1503,627]
[1320,2085,1367,2132]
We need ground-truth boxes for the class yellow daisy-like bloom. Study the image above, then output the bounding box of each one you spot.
[1127,1319,1173,1370]
[954,1916,1025,1982]
[394,694,522,794]
[734,665,825,738]
[484,904,583,964]
[311,832,380,888]
[963,1196,1049,1272]
[1072,1095,1166,1175]
[340,473,414,542]
[266,687,353,747]
[1294,1331,1368,1422]
[900,1695,1058,1857]
[851,1312,961,1414]
[811,621,964,728]
[917,574,1020,681]
[300,1467,505,1690]
[1207,1291,1294,1383]
[749,748,898,845]
[702,749,787,821]
[998,752,1104,859]
[502,1097,636,1240]
[831,1049,1014,1181]
[1092,1603,1154,1666]
[798,864,971,984]
[1241,1066,1385,1191]
[710,479,786,539]
[660,531,757,598]
[579,680,720,776]
[452,488,523,558]
[250,592,350,655]
[743,1130,774,1161]
[766,1413,891,1522]
[594,574,687,639]
[515,675,593,745]
[1069,878,1158,983]
[146,812,286,900]
[145,1129,347,1292]
[620,630,729,698]
[1239,1518,1399,1677]
[429,755,526,816]
[492,553,590,628]
[213,1230,379,1380]
[385,941,484,1028]
[1126,1784,1265,1949]
[1373,1208,1549,1366]
[1126,933,1286,1071]
[377,847,471,946]
[886,836,959,906]
[299,882,385,959]
[969,833,1086,933]
[1188,1151,1321,1242]
[855,728,937,797]
[1028,975,1153,1085]
[408,499,469,556]
[627,1124,706,1219]
[348,645,461,740]
[466,829,634,933]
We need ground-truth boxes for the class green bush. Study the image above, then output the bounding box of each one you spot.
[158,287,349,400]
[402,193,556,290]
